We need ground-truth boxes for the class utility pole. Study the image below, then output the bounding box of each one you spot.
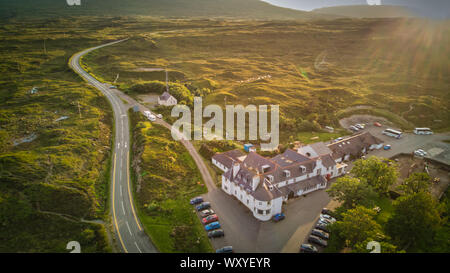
[77,101,82,118]
[165,69,169,92]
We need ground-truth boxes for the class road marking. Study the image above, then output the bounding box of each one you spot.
[112,153,128,253]
[125,142,127,148]
[126,221,133,236]
[119,169,122,180]
[118,142,121,149]
[120,184,123,197]
[134,242,142,253]
[121,201,126,215]
[127,152,143,231]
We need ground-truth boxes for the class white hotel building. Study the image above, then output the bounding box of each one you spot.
[212,132,382,221]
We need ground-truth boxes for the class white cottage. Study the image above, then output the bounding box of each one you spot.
[158,91,177,106]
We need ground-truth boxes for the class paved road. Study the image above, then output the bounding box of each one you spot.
[70,39,217,253]
[70,39,157,253]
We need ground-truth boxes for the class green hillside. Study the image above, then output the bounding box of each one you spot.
[0,0,333,20]
[0,17,131,252]
[82,17,450,143]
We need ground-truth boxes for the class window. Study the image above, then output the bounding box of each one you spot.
[300,165,306,173]
[267,200,271,206]
[224,186,228,190]
[266,209,271,214]
[247,199,249,205]
[258,209,264,215]
[317,168,321,175]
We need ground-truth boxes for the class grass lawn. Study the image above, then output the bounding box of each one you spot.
[295,131,347,144]
[129,110,213,252]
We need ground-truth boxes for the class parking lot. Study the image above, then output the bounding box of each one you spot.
[195,116,449,253]
[197,183,338,253]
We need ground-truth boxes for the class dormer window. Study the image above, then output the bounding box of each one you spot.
[300,165,306,173]
[283,170,291,177]
[261,164,271,173]
[267,175,274,182]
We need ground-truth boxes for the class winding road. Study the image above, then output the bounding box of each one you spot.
[70,39,216,253]
[70,39,156,253]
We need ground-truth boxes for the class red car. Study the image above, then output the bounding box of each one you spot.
[374,122,382,127]
[202,214,218,225]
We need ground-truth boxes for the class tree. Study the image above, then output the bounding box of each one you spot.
[353,239,400,253]
[351,157,398,195]
[326,176,378,209]
[398,172,430,194]
[330,206,393,252]
[387,191,442,251]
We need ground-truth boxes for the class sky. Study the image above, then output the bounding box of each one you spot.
[262,0,450,18]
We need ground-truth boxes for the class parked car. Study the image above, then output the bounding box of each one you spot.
[205,221,221,231]
[321,208,333,215]
[200,209,215,218]
[308,235,328,247]
[349,125,359,131]
[414,149,427,157]
[272,213,285,222]
[202,214,219,225]
[109,85,117,89]
[311,229,329,240]
[318,218,332,225]
[334,137,344,142]
[299,244,318,253]
[208,229,225,238]
[216,246,233,253]
[374,122,382,127]
[156,114,162,119]
[320,214,336,223]
[196,202,211,211]
[190,196,203,205]
[315,223,330,233]
[355,124,364,129]
[383,145,391,150]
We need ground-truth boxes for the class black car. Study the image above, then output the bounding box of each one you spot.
[216,246,233,253]
[315,223,330,233]
[311,229,329,240]
[322,208,333,216]
[196,202,211,211]
[308,235,328,247]
[208,229,225,238]
[299,244,318,253]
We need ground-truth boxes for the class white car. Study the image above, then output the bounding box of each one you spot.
[355,124,364,129]
[318,218,332,225]
[320,214,336,223]
[349,126,359,131]
[414,149,427,157]
[156,114,162,119]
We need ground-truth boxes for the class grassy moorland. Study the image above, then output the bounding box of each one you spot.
[0,17,133,252]
[129,110,212,253]
[83,18,450,144]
